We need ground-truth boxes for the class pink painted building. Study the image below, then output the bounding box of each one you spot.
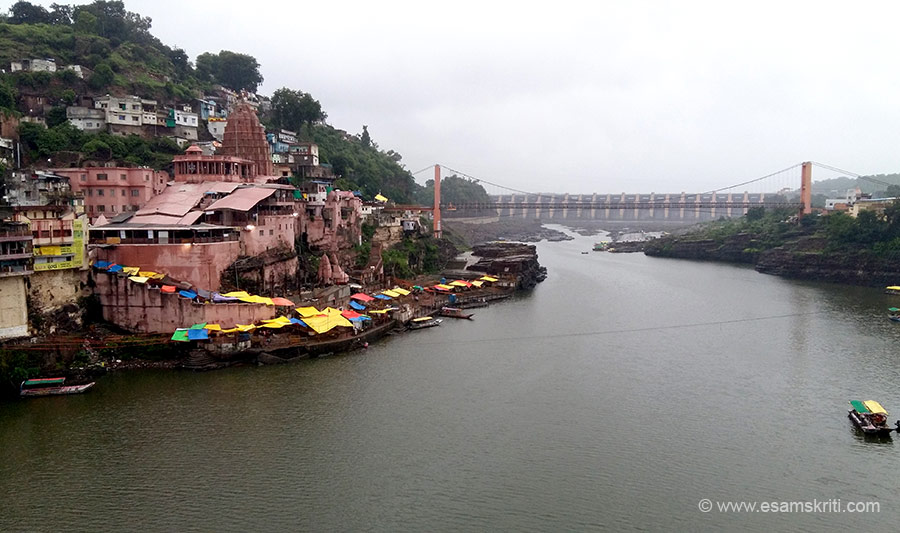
[173,145,257,183]
[52,167,168,222]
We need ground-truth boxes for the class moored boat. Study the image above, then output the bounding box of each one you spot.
[885,286,900,295]
[20,377,95,398]
[439,307,474,319]
[407,316,442,330]
[889,308,900,322]
[848,400,898,436]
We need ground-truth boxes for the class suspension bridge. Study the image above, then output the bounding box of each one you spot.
[405,161,893,238]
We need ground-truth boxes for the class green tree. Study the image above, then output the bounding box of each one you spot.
[270,87,326,132]
[196,50,262,92]
[46,106,67,128]
[8,1,51,24]
[360,125,371,148]
[89,62,114,90]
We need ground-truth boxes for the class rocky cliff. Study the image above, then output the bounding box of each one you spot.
[645,233,900,286]
[467,242,548,289]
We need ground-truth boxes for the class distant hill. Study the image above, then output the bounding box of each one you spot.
[812,174,900,196]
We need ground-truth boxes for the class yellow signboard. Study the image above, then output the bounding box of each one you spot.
[32,218,86,270]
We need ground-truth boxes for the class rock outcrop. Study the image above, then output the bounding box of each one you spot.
[466,242,548,289]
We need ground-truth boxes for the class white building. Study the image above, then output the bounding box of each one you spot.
[66,106,106,132]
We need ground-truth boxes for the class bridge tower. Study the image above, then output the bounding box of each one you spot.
[800,161,812,215]
[433,164,442,239]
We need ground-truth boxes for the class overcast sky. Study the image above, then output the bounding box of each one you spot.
[19,1,900,193]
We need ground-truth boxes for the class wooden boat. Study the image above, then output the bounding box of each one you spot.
[848,400,898,436]
[885,286,900,295]
[20,377,95,398]
[440,307,474,319]
[407,316,442,330]
[889,308,900,322]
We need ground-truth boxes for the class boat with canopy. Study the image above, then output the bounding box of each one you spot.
[20,377,95,397]
[848,400,899,435]
[407,316,442,330]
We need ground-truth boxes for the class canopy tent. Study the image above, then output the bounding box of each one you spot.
[435,284,454,291]
[211,293,239,303]
[295,306,321,318]
[290,318,307,326]
[375,193,388,202]
[138,271,158,278]
[392,287,411,296]
[190,323,207,329]
[375,294,392,300]
[270,297,296,307]
[349,300,367,311]
[260,321,286,329]
[864,400,889,415]
[108,265,123,273]
[480,276,499,282]
[341,309,363,319]
[128,276,149,284]
[93,260,111,269]
[121,266,140,275]
[381,289,401,298]
[161,285,177,293]
[171,328,189,342]
[235,324,256,332]
[450,280,471,287]
[239,295,274,305]
[412,285,424,290]
[204,324,222,331]
[471,280,484,287]
[351,293,375,302]
[179,290,197,299]
[262,316,293,325]
[886,286,900,291]
[369,309,391,315]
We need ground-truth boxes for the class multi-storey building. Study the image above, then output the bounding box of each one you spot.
[51,167,168,222]
[0,218,33,339]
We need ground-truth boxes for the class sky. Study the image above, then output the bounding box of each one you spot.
[16,1,900,193]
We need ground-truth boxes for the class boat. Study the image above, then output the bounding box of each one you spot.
[848,400,899,436]
[889,308,900,322]
[593,241,610,251]
[885,286,900,295]
[407,316,442,330]
[581,251,589,254]
[439,307,474,319]
[20,377,95,398]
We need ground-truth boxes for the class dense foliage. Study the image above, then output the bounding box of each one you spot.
[414,174,491,207]
[268,88,326,132]
[18,120,182,169]
[195,50,263,93]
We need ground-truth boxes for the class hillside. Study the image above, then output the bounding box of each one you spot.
[0,1,454,205]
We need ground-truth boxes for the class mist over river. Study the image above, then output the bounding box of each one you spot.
[2,226,899,532]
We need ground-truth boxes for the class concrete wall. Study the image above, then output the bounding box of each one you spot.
[95,273,277,333]
[91,240,242,291]
[243,214,297,256]
[28,269,87,312]
[0,276,28,339]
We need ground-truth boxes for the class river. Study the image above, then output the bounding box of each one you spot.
[2,227,899,532]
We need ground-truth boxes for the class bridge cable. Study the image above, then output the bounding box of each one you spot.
[439,164,539,196]
[409,165,435,176]
[811,161,897,188]
[701,163,802,195]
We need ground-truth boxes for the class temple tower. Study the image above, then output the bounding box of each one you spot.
[220,103,274,177]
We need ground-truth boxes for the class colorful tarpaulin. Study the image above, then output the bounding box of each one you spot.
[190,323,207,329]
[375,193,388,202]
[290,318,307,326]
[121,266,140,275]
[262,316,293,325]
[260,321,286,329]
[303,312,353,334]
[270,297,296,306]
[449,280,470,287]
[161,285,176,293]
[382,289,401,298]
[295,306,321,318]
[171,328,189,342]
[239,295,274,305]
[235,324,256,332]
[392,287,411,296]
[128,276,149,284]
[222,291,250,298]
[480,276,499,282]
[187,328,209,340]
[138,271,157,278]
[94,261,111,269]
[108,265,123,273]
[211,293,238,303]
[375,294,392,300]
[205,324,222,331]
[179,290,197,299]
[471,280,484,287]
[369,309,391,315]
[435,284,454,290]
[349,300,367,311]
[341,309,362,319]
[351,293,375,302]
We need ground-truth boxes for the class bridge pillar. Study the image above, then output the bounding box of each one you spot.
[605,194,611,220]
[664,194,670,219]
[680,192,685,219]
[433,164,442,238]
[801,161,812,215]
[649,192,655,220]
[591,193,596,219]
[742,191,749,215]
[710,191,716,219]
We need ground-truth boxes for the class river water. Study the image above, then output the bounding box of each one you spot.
[3,227,900,532]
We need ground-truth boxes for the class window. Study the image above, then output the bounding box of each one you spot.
[269,229,274,236]
[110,205,116,212]
[98,205,105,212]
[122,205,127,212]
[121,190,126,197]
[109,189,115,196]
[118,115,125,121]
[144,176,149,181]
[96,173,108,181]
[97,189,104,196]
[132,116,139,122]
[120,174,127,180]
[119,103,126,110]
[259,230,264,237]
[86,122,92,128]
[87,189,92,196]
[131,189,140,197]
[80,174,86,181]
